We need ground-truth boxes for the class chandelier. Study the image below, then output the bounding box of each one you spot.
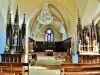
[37,1,53,25]
[59,22,65,33]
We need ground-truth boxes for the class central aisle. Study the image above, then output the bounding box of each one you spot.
[29,56,64,75]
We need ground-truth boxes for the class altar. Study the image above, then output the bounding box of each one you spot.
[1,7,26,63]
[77,20,100,63]
[45,50,53,56]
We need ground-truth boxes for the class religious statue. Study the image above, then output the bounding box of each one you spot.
[85,33,89,45]
[14,32,18,46]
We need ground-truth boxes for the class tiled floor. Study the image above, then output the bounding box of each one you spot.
[29,56,64,75]
[29,66,60,75]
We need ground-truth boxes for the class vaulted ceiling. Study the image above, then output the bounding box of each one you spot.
[0,0,100,38]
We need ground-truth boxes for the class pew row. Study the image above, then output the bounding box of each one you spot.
[0,62,29,75]
[0,73,15,75]
[60,63,100,75]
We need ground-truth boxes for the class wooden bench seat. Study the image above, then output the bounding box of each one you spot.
[64,73,100,75]
[63,72,100,75]
[60,63,100,75]
[61,63,100,68]
[64,67,100,72]
[1,67,24,74]
[0,62,29,75]
[0,73,15,75]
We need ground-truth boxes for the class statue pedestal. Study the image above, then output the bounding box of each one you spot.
[0,53,23,63]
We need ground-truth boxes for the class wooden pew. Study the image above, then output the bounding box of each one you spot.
[0,62,29,75]
[64,67,100,72]
[0,73,15,75]
[61,63,100,69]
[60,63,100,75]
[61,63,100,68]
[1,67,24,75]
[63,67,100,75]
[11,63,29,73]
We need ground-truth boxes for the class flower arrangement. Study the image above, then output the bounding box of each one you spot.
[4,45,9,51]
[29,59,35,66]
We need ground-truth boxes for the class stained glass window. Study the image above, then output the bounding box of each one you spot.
[45,29,54,42]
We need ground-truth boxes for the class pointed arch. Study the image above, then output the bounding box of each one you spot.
[27,0,74,38]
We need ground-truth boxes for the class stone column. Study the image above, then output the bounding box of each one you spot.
[72,32,78,63]
[25,25,29,63]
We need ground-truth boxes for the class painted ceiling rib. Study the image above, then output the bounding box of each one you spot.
[93,4,100,21]
[81,0,90,20]
[97,0,100,3]
[75,0,79,16]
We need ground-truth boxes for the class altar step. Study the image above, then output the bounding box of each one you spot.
[33,52,66,56]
